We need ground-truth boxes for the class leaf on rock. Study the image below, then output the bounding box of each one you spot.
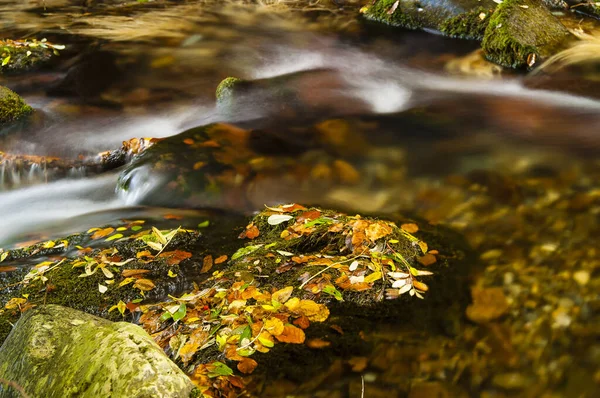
[133,278,155,291]
[267,214,294,225]
[201,255,213,273]
[158,250,192,266]
[275,324,305,344]
[91,227,115,239]
[401,223,419,233]
[237,358,258,374]
[271,286,293,304]
[365,222,393,242]
[239,224,260,239]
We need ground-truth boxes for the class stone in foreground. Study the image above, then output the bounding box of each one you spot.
[0,305,195,398]
[0,86,32,126]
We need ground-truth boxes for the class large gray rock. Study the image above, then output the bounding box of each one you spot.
[0,305,195,398]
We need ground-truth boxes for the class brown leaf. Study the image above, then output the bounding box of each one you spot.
[275,324,305,344]
[179,328,209,365]
[121,269,151,277]
[215,255,228,264]
[158,250,192,266]
[271,286,293,304]
[418,253,437,266]
[365,222,393,242]
[293,316,310,329]
[401,223,419,233]
[264,317,285,336]
[133,278,155,291]
[330,324,344,335]
[335,274,371,291]
[351,220,370,253]
[307,338,331,349]
[91,227,115,239]
[0,266,17,273]
[237,357,258,374]
[201,255,213,273]
[296,210,321,223]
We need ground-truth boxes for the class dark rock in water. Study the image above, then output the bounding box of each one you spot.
[46,50,121,100]
[481,0,573,69]
[0,305,195,397]
[0,86,33,126]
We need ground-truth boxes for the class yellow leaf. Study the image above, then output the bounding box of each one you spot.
[365,222,393,242]
[364,271,382,284]
[285,299,329,322]
[264,317,285,336]
[118,277,136,287]
[133,278,155,291]
[271,286,293,304]
[43,241,55,249]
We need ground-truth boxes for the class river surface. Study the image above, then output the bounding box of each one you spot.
[2,0,600,396]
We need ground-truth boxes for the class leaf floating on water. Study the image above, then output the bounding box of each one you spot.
[0,266,17,272]
[267,214,293,225]
[215,255,228,264]
[201,255,213,273]
[197,220,210,228]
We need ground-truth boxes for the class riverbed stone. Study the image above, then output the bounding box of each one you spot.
[0,86,32,125]
[481,0,573,69]
[0,304,195,398]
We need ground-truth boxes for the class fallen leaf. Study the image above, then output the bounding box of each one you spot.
[158,250,192,266]
[264,317,285,336]
[307,338,331,349]
[348,356,368,372]
[122,269,151,277]
[271,286,293,304]
[164,214,183,220]
[293,316,310,329]
[267,214,294,225]
[284,298,329,322]
[239,224,260,239]
[201,255,213,273]
[133,278,155,291]
[0,266,17,272]
[401,223,419,233]
[365,222,393,242]
[237,358,258,374]
[215,255,228,264]
[91,227,115,239]
[275,324,305,344]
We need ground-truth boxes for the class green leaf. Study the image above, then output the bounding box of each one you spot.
[131,226,143,231]
[2,55,10,66]
[172,303,187,322]
[197,220,210,228]
[159,311,172,322]
[303,217,333,228]
[258,335,274,348]
[239,325,252,344]
[0,252,8,262]
[322,285,344,301]
[105,233,123,242]
[231,244,263,260]
[207,361,233,378]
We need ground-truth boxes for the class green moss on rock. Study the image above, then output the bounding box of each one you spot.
[0,86,32,125]
[0,305,195,397]
[360,0,421,30]
[215,76,243,102]
[0,39,55,74]
[440,7,494,40]
[481,0,572,69]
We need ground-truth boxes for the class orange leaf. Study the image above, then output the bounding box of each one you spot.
[225,345,244,361]
[401,223,419,233]
[275,325,305,344]
[239,224,259,240]
[201,255,213,273]
[0,266,17,273]
[183,138,195,145]
[133,278,155,291]
[215,255,228,264]
[237,358,258,374]
[296,210,321,222]
[179,328,209,365]
[293,316,310,329]
[91,227,115,239]
[365,222,393,242]
[121,269,151,277]
[264,317,285,336]
[280,204,308,213]
[136,250,153,259]
[163,213,183,220]
[348,356,368,372]
[158,250,192,266]
[306,338,331,349]
[418,253,437,266]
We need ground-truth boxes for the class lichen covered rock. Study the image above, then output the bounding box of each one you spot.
[0,305,195,398]
[481,0,573,69]
[0,86,32,125]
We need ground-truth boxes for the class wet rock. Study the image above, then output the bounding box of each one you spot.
[360,0,498,40]
[0,39,56,74]
[0,305,195,397]
[481,0,573,69]
[0,86,32,126]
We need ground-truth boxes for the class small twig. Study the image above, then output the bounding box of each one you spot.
[361,375,365,398]
[0,378,30,398]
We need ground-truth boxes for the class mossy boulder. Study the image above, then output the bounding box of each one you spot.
[135,205,472,392]
[215,76,243,103]
[0,39,56,74]
[0,305,195,398]
[0,86,32,126]
[481,0,573,69]
[360,0,497,39]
